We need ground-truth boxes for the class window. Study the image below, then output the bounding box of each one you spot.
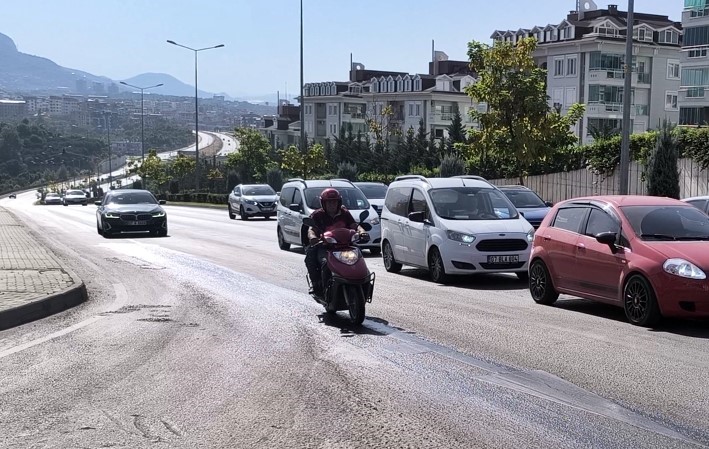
[292,189,303,209]
[388,79,395,91]
[665,91,679,110]
[686,199,708,213]
[410,189,428,215]
[682,67,709,87]
[633,27,653,42]
[552,207,588,233]
[329,124,337,135]
[384,187,412,217]
[584,209,619,237]
[537,31,544,42]
[689,48,708,58]
[415,103,421,116]
[414,78,422,91]
[667,60,680,79]
[659,29,679,44]
[554,57,564,77]
[595,24,619,37]
[566,56,577,76]
[279,187,295,207]
[404,78,412,91]
[690,8,708,17]
[687,87,705,98]
[397,79,403,91]
[561,27,573,39]
[680,107,705,125]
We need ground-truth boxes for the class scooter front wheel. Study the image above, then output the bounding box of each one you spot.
[344,284,365,325]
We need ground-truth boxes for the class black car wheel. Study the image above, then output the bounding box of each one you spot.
[277,227,290,250]
[382,241,401,273]
[240,206,249,220]
[228,204,236,220]
[529,260,558,305]
[623,275,661,327]
[428,247,449,284]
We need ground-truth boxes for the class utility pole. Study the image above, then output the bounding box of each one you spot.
[618,0,634,195]
[299,0,305,153]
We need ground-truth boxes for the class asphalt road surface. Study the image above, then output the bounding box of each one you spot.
[1,192,708,448]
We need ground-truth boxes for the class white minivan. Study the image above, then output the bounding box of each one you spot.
[380,175,534,283]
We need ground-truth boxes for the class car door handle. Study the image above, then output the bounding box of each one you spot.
[577,243,585,250]
[543,235,551,241]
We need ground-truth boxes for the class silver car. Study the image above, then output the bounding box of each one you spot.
[43,192,62,205]
[228,184,279,220]
[63,189,88,206]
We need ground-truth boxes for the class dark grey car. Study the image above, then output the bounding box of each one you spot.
[95,189,167,238]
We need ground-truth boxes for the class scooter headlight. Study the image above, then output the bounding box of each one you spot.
[333,250,359,265]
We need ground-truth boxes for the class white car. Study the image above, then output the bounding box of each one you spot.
[43,192,63,205]
[354,182,388,217]
[62,189,88,206]
[380,175,534,283]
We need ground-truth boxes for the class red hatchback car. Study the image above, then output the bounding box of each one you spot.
[529,195,709,326]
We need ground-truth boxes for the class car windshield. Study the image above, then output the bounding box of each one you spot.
[304,187,370,210]
[621,205,709,240]
[356,184,388,199]
[243,185,275,196]
[66,190,84,196]
[105,191,158,205]
[502,189,546,208]
[429,187,519,220]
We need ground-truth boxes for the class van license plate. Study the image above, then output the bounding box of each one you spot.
[487,255,519,264]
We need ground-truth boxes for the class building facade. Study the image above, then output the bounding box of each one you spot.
[680,0,709,125]
[492,3,682,143]
[299,54,478,146]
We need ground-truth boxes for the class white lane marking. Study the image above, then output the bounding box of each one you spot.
[0,316,104,359]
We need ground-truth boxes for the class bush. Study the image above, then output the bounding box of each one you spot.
[646,122,680,199]
[439,154,466,177]
[336,162,358,181]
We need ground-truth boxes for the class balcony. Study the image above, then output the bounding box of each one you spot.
[342,112,366,121]
[587,103,649,116]
[588,69,625,82]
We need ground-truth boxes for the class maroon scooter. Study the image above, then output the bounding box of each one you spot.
[304,211,376,325]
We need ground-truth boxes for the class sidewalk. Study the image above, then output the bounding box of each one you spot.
[0,207,87,331]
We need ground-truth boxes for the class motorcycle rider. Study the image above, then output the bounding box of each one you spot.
[305,188,369,297]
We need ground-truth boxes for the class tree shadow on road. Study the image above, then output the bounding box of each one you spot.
[552,297,709,338]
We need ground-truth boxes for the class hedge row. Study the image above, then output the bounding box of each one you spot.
[164,193,228,204]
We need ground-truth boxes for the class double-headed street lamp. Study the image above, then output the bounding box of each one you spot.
[166,40,224,191]
[119,81,163,164]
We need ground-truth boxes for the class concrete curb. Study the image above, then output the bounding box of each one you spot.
[0,282,88,331]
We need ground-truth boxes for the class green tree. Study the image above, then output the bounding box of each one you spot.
[280,143,327,179]
[646,121,680,199]
[225,128,272,182]
[446,106,466,154]
[463,37,585,184]
[439,153,466,177]
[336,161,358,181]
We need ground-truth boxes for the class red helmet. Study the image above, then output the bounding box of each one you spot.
[320,188,342,209]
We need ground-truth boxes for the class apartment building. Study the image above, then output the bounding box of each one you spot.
[300,54,478,145]
[680,0,709,125]
[491,2,682,143]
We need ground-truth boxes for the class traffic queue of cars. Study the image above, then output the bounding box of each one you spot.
[30,175,709,327]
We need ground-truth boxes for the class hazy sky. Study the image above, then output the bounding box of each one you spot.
[2,0,681,101]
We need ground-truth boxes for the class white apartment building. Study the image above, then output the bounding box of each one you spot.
[492,2,682,143]
[301,56,479,145]
[680,0,709,125]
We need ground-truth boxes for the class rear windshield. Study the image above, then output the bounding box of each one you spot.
[304,187,370,210]
[357,184,388,199]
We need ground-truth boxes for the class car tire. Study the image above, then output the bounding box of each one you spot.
[382,241,402,273]
[63,202,68,206]
[240,206,249,220]
[428,247,449,284]
[277,227,290,250]
[529,260,559,305]
[82,203,87,206]
[623,274,661,327]
[96,222,103,235]
[228,204,236,220]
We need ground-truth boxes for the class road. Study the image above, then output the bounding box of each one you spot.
[1,192,708,448]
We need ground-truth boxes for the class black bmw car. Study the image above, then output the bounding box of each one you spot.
[96,189,168,237]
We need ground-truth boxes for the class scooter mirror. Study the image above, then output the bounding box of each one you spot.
[360,222,372,231]
[358,210,370,222]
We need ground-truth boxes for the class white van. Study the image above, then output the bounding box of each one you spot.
[380,175,534,283]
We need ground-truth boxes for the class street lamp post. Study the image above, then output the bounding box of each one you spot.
[166,40,224,191]
[104,112,113,189]
[119,81,163,164]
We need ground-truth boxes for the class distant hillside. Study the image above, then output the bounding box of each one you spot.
[120,72,224,99]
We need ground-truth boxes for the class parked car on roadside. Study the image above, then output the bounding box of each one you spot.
[8,193,16,199]
[62,189,88,206]
[354,182,388,217]
[228,184,279,220]
[43,192,62,205]
[497,185,552,229]
[380,175,533,283]
[95,189,167,238]
[529,195,709,326]
[276,178,382,255]
[682,195,709,214]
